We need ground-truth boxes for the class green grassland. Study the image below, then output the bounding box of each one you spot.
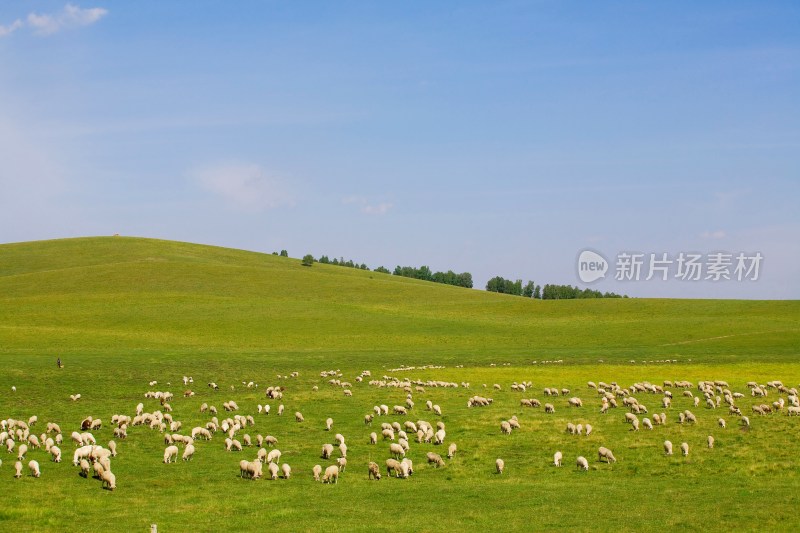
[1,237,799,531]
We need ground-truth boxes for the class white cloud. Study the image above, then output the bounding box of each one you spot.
[362,202,392,215]
[700,230,727,239]
[194,163,294,212]
[0,19,23,37]
[0,4,107,37]
[341,195,393,215]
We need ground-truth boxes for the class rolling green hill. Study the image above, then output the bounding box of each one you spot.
[1,237,799,531]
[1,236,798,365]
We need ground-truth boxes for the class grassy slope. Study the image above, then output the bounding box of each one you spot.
[1,237,799,531]
[1,236,798,364]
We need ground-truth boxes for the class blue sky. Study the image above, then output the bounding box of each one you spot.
[1,1,798,298]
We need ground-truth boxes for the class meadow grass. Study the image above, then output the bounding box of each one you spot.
[0,237,798,531]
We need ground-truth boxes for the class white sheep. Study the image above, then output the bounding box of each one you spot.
[707,435,714,448]
[28,460,40,478]
[554,451,562,467]
[17,444,28,461]
[585,423,593,436]
[163,445,179,463]
[267,449,282,464]
[598,446,616,463]
[495,458,504,474]
[664,440,673,455]
[339,443,347,458]
[368,461,381,480]
[100,469,116,490]
[321,444,334,459]
[268,462,279,480]
[337,457,347,472]
[182,444,195,461]
[681,442,689,456]
[322,464,339,484]
[108,440,118,457]
[369,432,378,445]
[447,443,457,459]
[313,464,322,481]
[389,443,405,458]
[294,412,304,422]
[281,463,291,479]
[14,461,23,478]
[50,446,62,463]
[325,418,333,431]
[576,456,589,471]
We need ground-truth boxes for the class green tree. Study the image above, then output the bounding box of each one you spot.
[280,249,288,257]
[301,254,315,266]
[523,280,534,298]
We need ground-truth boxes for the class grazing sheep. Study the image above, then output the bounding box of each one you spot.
[163,445,179,463]
[368,461,381,480]
[585,423,593,436]
[642,418,653,430]
[447,443,457,459]
[268,462,279,480]
[108,440,118,457]
[427,452,445,468]
[322,465,339,484]
[495,458,504,474]
[402,458,414,476]
[50,446,62,463]
[100,469,116,490]
[17,444,28,461]
[631,418,640,431]
[664,439,674,455]
[325,418,333,431]
[434,429,446,445]
[707,435,714,449]
[79,459,91,477]
[545,403,555,414]
[576,456,589,471]
[681,442,689,456]
[501,421,513,435]
[281,463,291,479]
[337,457,347,472]
[386,458,402,477]
[566,423,576,435]
[339,443,348,458]
[313,464,323,481]
[265,435,278,447]
[294,412,304,422]
[554,451,562,467]
[598,447,616,463]
[267,449,282,464]
[741,416,750,427]
[321,444,334,459]
[433,405,442,416]
[182,444,195,461]
[718,418,727,428]
[28,460,40,478]
[14,461,23,478]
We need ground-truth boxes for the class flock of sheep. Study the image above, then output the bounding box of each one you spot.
[2,369,799,491]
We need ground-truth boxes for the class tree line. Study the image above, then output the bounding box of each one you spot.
[485,275,625,299]
[282,250,624,297]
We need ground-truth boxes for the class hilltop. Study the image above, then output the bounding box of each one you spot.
[0,236,797,365]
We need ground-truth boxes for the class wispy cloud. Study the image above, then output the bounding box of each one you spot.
[341,195,393,215]
[700,230,727,239]
[0,4,107,38]
[194,163,294,212]
[0,19,23,37]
